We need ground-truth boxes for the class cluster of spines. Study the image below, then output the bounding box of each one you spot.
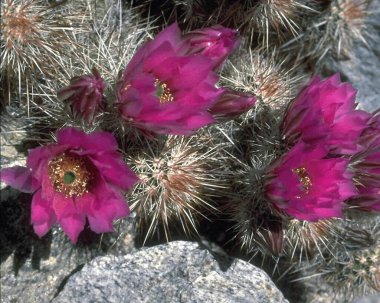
[0,0,90,106]
[127,135,227,243]
[221,48,303,110]
[298,219,380,301]
[280,0,371,66]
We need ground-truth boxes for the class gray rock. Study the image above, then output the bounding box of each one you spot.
[327,0,380,112]
[0,106,28,175]
[0,215,136,303]
[53,241,288,303]
[354,295,380,303]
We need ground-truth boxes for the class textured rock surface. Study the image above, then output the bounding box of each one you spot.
[354,295,380,303]
[53,241,288,303]
[0,106,29,174]
[327,0,380,112]
[0,186,136,303]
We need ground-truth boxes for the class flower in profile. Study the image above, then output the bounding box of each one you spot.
[58,69,106,123]
[209,89,256,120]
[281,74,370,154]
[0,127,138,243]
[116,23,226,135]
[265,142,357,221]
[184,25,240,70]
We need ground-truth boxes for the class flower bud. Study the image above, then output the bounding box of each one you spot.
[209,89,256,119]
[58,68,106,123]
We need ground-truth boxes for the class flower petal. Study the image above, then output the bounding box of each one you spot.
[1,166,39,193]
[56,127,118,152]
[27,145,67,182]
[31,189,56,237]
[34,222,53,238]
[87,184,130,233]
[52,192,78,220]
[59,214,85,243]
[125,23,184,76]
[89,153,139,191]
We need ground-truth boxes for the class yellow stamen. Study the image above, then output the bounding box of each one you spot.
[48,154,92,197]
[155,79,174,104]
[292,166,312,194]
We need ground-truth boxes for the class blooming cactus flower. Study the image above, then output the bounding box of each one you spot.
[58,68,106,123]
[116,23,239,135]
[209,89,256,119]
[281,74,370,154]
[265,142,357,221]
[184,25,240,70]
[1,127,138,243]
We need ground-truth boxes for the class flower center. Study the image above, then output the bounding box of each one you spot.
[292,166,312,193]
[155,79,173,104]
[48,154,92,197]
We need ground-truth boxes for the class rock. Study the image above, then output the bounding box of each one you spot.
[0,106,29,178]
[0,194,136,303]
[326,0,380,112]
[53,241,288,303]
[354,295,380,303]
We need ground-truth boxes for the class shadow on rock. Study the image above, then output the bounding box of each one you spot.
[0,186,109,276]
[0,186,52,275]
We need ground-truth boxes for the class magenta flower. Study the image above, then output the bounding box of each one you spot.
[116,23,226,135]
[184,25,240,70]
[209,89,256,119]
[265,142,357,221]
[58,69,106,123]
[1,127,138,243]
[281,74,370,154]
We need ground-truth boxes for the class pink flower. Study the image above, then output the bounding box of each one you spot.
[265,142,357,221]
[58,69,106,123]
[209,89,256,119]
[1,127,138,243]
[281,74,370,154]
[348,113,380,212]
[116,23,225,135]
[184,25,240,70]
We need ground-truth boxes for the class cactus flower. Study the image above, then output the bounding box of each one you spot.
[281,74,370,155]
[265,142,357,221]
[1,127,138,243]
[116,23,228,135]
